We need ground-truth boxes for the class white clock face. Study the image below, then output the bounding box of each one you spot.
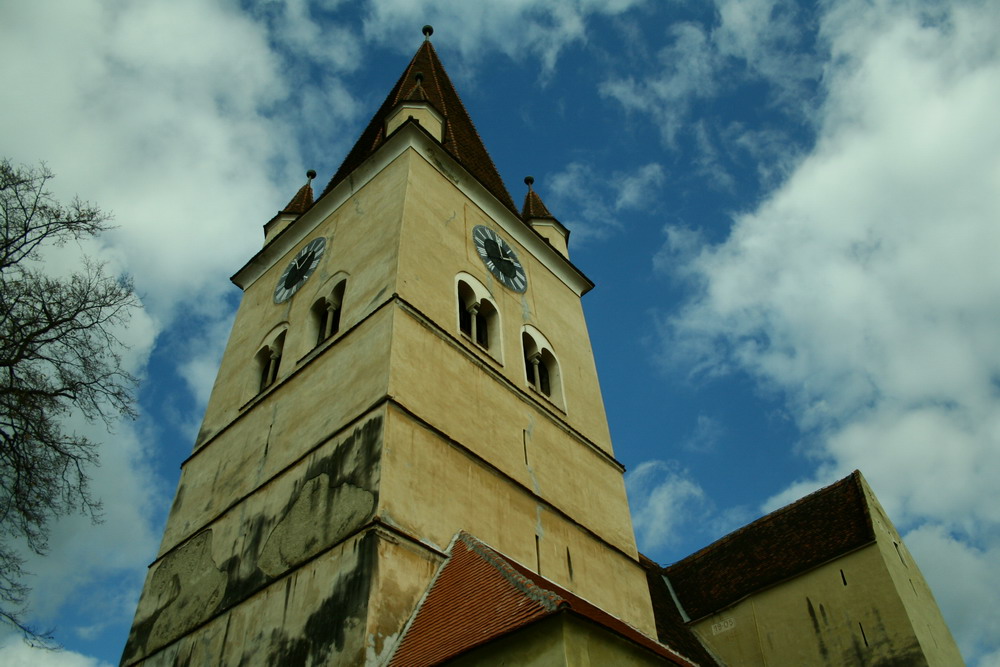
[473,225,527,293]
[274,237,326,303]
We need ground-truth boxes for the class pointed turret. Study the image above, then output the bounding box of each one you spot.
[323,26,518,217]
[263,170,316,244]
[282,169,316,214]
[521,176,570,258]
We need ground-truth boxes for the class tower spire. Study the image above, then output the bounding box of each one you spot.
[322,30,518,216]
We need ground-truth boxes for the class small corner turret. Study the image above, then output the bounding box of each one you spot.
[521,176,570,258]
[263,170,316,244]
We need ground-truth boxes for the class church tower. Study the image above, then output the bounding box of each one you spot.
[121,28,658,665]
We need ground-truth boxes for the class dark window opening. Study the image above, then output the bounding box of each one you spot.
[258,348,274,392]
[475,310,488,347]
[316,280,346,347]
[537,357,550,396]
[257,332,285,393]
[459,303,472,337]
[457,281,495,353]
[523,332,558,402]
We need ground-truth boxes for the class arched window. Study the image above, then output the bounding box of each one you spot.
[456,276,500,357]
[256,330,286,393]
[521,327,562,406]
[312,279,346,347]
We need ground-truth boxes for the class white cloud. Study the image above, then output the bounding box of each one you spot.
[903,524,1000,656]
[0,0,331,647]
[547,161,665,243]
[0,0,352,322]
[712,0,818,105]
[625,460,709,552]
[13,413,165,636]
[662,1,1000,661]
[601,22,718,146]
[0,637,111,667]
[682,413,726,453]
[361,0,643,80]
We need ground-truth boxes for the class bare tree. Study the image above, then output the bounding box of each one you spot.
[0,159,138,641]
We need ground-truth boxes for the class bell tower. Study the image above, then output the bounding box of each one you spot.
[122,28,656,666]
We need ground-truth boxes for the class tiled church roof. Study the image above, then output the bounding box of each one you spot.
[664,470,875,622]
[389,533,696,666]
[322,36,519,218]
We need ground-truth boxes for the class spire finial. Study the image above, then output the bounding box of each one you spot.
[422,25,434,40]
[524,176,535,190]
[306,169,316,182]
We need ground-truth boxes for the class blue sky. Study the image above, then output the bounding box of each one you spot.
[2,0,999,664]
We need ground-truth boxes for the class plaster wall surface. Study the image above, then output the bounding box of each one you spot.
[394,151,613,451]
[386,306,638,556]
[529,219,570,257]
[158,308,393,555]
[127,531,389,666]
[381,399,657,635]
[448,614,669,666]
[861,479,964,665]
[194,152,410,445]
[691,545,930,666]
[124,412,386,664]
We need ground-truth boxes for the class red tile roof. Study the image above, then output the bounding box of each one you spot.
[281,176,314,215]
[664,471,875,622]
[521,184,555,220]
[322,39,518,218]
[389,533,697,666]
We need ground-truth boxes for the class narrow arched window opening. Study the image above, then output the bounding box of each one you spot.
[313,280,346,347]
[257,331,286,393]
[522,330,562,406]
[457,280,498,355]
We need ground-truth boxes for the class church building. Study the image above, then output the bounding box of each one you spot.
[121,28,962,666]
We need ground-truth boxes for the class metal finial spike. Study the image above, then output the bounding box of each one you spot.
[524,176,535,188]
[422,25,434,39]
[306,169,317,181]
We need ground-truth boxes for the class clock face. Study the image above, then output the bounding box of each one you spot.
[274,237,326,303]
[473,225,527,293]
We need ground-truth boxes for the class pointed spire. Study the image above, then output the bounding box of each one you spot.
[520,176,571,258]
[521,176,555,219]
[323,28,518,216]
[282,170,316,214]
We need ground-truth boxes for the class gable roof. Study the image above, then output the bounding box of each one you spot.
[389,532,697,666]
[663,470,875,622]
[322,38,518,218]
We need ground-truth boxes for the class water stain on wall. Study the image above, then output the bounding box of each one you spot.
[122,415,383,665]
